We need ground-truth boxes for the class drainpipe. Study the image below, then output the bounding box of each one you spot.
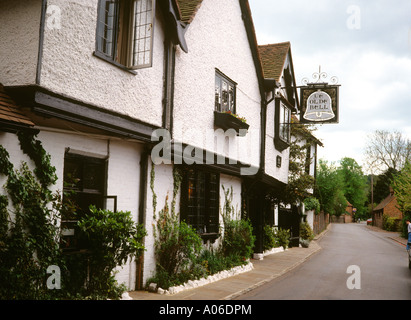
[162,39,176,135]
[136,148,149,290]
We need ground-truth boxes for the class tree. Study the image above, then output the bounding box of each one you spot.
[315,160,347,216]
[392,162,411,237]
[372,167,398,205]
[365,130,411,173]
[337,157,368,217]
[281,121,317,205]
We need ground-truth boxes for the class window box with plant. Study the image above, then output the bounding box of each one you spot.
[214,111,249,136]
[214,70,249,136]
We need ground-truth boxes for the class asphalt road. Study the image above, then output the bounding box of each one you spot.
[236,223,411,300]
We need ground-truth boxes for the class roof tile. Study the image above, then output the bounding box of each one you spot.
[175,0,203,24]
[0,84,35,127]
[258,42,291,81]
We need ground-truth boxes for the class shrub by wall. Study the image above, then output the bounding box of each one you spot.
[0,133,146,299]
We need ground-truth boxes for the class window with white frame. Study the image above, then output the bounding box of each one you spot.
[96,0,155,69]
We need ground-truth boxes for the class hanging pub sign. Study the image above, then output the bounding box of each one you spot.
[299,67,340,124]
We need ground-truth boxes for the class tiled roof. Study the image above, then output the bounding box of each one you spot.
[0,84,34,127]
[258,42,291,81]
[373,193,395,212]
[291,114,323,146]
[175,0,203,24]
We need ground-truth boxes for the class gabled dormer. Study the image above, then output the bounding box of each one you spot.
[259,42,299,152]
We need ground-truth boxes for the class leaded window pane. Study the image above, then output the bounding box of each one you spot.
[130,0,154,69]
[96,0,155,69]
[97,0,118,58]
[182,169,220,235]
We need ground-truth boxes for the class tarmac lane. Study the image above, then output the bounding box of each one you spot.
[236,223,411,300]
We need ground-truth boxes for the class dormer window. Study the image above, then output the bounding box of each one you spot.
[95,0,156,70]
[274,98,291,151]
[279,102,291,143]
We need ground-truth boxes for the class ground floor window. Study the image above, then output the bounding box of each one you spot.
[180,168,220,236]
[61,152,108,251]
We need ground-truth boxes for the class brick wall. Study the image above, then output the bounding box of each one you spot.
[313,211,330,235]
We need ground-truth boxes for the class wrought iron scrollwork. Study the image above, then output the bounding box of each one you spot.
[302,66,339,85]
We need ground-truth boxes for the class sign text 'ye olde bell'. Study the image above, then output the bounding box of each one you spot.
[304,90,334,122]
[299,67,340,124]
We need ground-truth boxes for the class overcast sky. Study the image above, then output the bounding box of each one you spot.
[248,0,411,173]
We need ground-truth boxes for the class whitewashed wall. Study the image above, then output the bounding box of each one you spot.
[42,130,144,289]
[0,129,143,290]
[0,132,34,190]
[141,166,244,286]
[0,0,42,86]
[265,95,290,184]
[305,209,315,231]
[220,174,242,220]
[173,0,261,168]
[142,161,176,285]
[17,0,165,128]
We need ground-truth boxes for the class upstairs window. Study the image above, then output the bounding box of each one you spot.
[96,0,156,70]
[215,70,236,113]
[279,102,291,143]
[274,99,292,151]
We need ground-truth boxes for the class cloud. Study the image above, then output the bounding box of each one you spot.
[249,0,411,169]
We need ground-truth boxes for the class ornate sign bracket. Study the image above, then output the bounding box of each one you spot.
[301,66,339,86]
[299,66,340,124]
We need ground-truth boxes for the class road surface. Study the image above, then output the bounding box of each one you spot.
[236,223,411,300]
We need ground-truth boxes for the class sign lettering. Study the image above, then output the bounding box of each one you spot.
[300,85,339,124]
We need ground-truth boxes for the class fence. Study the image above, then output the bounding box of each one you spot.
[313,211,330,235]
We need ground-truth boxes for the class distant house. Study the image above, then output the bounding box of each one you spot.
[372,189,403,229]
[344,201,354,223]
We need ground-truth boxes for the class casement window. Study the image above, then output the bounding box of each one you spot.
[274,99,292,151]
[215,70,236,113]
[61,153,116,251]
[181,168,220,237]
[96,0,156,69]
[279,102,291,143]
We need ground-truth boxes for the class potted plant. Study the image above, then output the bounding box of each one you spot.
[214,110,249,136]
